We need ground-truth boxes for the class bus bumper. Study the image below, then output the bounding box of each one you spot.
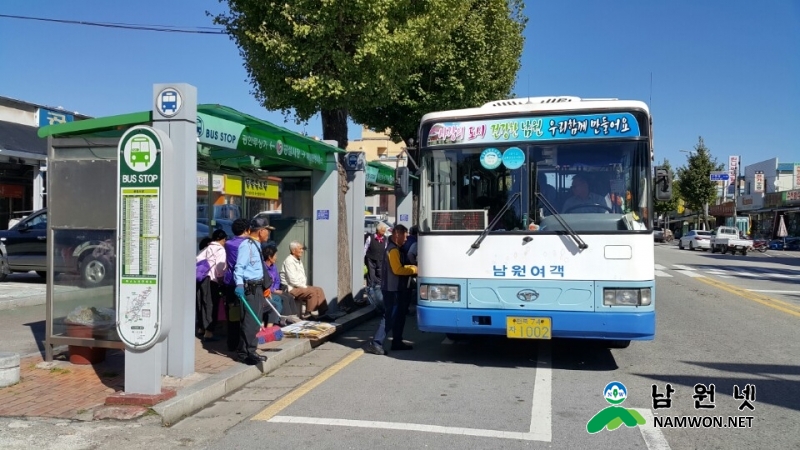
[416,306,655,341]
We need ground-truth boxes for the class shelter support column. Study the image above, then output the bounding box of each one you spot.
[152,83,198,378]
[344,152,366,303]
[311,153,340,312]
[395,193,413,230]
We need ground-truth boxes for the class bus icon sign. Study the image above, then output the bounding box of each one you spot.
[156,87,182,118]
[130,137,152,167]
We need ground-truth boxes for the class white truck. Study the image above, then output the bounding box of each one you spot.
[710,226,753,255]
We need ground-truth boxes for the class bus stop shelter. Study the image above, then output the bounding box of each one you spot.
[37,102,345,366]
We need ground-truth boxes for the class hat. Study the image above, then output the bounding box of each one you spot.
[250,217,275,231]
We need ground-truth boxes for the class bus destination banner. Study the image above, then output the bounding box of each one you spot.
[425,112,641,147]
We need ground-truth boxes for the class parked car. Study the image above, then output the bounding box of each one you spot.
[678,230,711,250]
[768,237,800,251]
[710,226,753,255]
[654,228,673,243]
[0,208,115,286]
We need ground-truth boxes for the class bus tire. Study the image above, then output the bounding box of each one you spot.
[606,340,631,349]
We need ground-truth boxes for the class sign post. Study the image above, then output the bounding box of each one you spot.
[344,152,366,303]
[116,125,172,395]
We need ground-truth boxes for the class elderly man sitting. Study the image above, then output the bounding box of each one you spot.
[280,241,329,317]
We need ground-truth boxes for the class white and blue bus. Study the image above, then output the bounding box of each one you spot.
[414,96,672,348]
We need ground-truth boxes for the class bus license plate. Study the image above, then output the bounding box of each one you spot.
[506,317,551,340]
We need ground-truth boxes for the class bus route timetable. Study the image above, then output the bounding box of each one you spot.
[121,188,160,278]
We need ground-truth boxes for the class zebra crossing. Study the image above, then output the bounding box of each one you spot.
[655,263,800,281]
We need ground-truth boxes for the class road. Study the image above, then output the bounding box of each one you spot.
[1,245,799,449]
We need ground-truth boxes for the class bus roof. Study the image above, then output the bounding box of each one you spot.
[420,96,650,123]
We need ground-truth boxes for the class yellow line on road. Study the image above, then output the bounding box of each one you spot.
[252,349,365,421]
[696,276,800,318]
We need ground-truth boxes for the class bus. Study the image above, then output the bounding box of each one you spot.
[413,96,672,348]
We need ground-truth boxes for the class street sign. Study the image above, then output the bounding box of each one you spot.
[116,125,171,351]
[710,171,729,182]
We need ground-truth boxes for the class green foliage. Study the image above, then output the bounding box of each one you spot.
[653,158,680,216]
[676,137,724,226]
[213,0,464,131]
[350,0,528,142]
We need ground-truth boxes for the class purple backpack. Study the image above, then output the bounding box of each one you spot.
[196,259,212,282]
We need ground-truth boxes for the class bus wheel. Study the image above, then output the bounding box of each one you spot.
[606,340,631,349]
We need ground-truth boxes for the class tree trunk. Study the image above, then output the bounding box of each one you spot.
[321,109,353,309]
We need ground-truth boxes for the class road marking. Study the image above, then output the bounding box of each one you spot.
[634,409,672,450]
[654,264,667,270]
[263,349,553,442]
[671,264,695,271]
[252,349,364,421]
[269,416,543,440]
[529,349,552,441]
[696,276,800,318]
[748,289,800,294]
[655,271,673,278]
[679,271,705,278]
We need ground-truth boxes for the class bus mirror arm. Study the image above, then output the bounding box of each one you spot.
[467,192,521,255]
[535,192,588,250]
[654,167,673,201]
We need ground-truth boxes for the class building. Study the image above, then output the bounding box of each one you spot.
[346,126,408,218]
[0,96,91,229]
[736,158,800,238]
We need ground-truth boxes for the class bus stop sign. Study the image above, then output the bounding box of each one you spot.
[115,125,172,351]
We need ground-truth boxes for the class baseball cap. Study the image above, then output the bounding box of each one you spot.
[250,217,276,231]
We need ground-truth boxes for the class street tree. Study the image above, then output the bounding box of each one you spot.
[349,0,528,144]
[676,137,724,230]
[653,158,681,229]
[213,0,461,304]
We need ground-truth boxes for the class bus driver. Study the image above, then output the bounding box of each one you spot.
[562,173,612,214]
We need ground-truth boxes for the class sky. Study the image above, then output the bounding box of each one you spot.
[1,0,798,170]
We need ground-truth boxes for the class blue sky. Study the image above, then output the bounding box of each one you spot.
[1,0,798,169]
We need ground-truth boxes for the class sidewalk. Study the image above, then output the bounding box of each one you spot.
[0,303,376,425]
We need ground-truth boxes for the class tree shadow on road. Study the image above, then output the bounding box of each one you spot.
[691,251,800,268]
[687,263,800,285]
[634,361,800,413]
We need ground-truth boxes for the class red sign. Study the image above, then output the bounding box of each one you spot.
[0,184,24,199]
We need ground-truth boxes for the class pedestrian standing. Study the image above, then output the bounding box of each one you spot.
[233,217,274,365]
[363,224,417,355]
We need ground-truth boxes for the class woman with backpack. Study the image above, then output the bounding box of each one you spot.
[196,229,228,342]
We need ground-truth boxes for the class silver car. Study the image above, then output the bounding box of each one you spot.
[679,230,711,251]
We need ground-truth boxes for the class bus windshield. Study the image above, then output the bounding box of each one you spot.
[421,140,651,233]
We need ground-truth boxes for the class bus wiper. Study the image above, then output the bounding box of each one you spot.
[536,192,588,250]
[467,192,521,255]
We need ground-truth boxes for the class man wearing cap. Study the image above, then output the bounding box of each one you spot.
[232,217,275,366]
[562,173,613,214]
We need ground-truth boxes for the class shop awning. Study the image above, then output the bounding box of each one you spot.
[37,105,344,172]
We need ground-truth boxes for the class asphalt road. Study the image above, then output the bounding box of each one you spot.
[1,245,799,449]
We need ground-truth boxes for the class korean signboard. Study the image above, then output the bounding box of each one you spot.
[754,171,764,194]
[728,156,739,187]
[424,112,641,148]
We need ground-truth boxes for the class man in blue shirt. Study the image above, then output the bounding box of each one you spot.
[233,217,274,365]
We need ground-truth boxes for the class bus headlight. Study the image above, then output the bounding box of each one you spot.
[420,284,460,301]
[603,288,652,306]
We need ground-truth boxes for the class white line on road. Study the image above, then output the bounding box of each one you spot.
[634,409,672,450]
[269,416,542,441]
[268,350,553,442]
[529,349,552,441]
[679,271,705,278]
[748,289,800,294]
[671,264,696,271]
[655,271,673,278]
[654,264,667,270]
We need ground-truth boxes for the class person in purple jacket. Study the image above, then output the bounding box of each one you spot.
[261,244,301,326]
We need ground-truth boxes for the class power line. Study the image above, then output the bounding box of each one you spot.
[0,13,225,34]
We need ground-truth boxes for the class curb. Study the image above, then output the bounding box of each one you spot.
[332,304,378,336]
[152,338,312,426]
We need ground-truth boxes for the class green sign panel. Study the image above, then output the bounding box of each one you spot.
[116,125,168,350]
[367,162,395,187]
[196,112,332,171]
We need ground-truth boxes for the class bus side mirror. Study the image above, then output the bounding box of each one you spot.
[395,166,410,197]
[654,167,673,201]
